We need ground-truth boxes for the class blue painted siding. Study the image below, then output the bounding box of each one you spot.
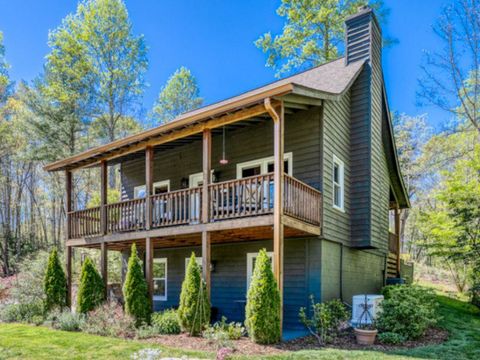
[152,238,320,330]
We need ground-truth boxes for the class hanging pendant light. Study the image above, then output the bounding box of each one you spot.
[219,126,229,165]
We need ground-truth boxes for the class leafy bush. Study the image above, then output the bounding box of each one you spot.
[0,301,45,324]
[10,251,50,304]
[123,243,151,326]
[47,309,85,331]
[378,331,406,345]
[151,309,181,334]
[245,249,281,344]
[377,285,439,340]
[135,324,159,339]
[203,316,245,349]
[80,301,135,337]
[44,248,67,311]
[77,257,105,313]
[299,297,349,345]
[178,253,211,336]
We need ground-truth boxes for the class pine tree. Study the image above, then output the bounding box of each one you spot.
[123,243,151,326]
[177,253,211,336]
[245,249,281,344]
[44,248,67,311]
[77,257,105,313]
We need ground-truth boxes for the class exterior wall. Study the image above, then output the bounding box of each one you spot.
[120,107,322,200]
[152,238,321,330]
[320,240,386,304]
[322,91,352,246]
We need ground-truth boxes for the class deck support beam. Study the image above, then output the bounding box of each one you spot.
[145,146,154,230]
[265,98,284,335]
[100,242,108,300]
[65,170,73,308]
[202,129,212,298]
[145,237,154,309]
[100,161,108,235]
[66,245,72,308]
[395,207,401,276]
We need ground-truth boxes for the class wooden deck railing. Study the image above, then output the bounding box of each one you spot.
[284,174,322,226]
[209,173,275,221]
[67,173,323,238]
[106,198,146,233]
[68,207,101,238]
[151,187,202,227]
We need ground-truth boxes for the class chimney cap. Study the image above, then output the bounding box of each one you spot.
[358,5,370,11]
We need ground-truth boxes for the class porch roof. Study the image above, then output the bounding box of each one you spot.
[44,58,365,172]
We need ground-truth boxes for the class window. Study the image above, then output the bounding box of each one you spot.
[236,153,293,179]
[153,258,167,301]
[246,252,274,290]
[332,156,344,211]
[134,180,170,199]
[389,210,396,233]
[185,257,203,273]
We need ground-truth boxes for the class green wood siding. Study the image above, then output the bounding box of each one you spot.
[321,91,351,245]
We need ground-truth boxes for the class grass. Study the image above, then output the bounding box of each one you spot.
[0,323,211,360]
[0,294,479,359]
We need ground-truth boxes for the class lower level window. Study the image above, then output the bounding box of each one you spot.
[246,252,273,290]
[153,258,167,301]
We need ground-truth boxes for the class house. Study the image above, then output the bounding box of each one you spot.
[45,6,409,336]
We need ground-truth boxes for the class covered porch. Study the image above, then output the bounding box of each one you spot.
[51,96,325,337]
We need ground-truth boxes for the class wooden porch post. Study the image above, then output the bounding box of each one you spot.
[65,170,72,240]
[395,207,401,276]
[65,170,73,308]
[100,242,108,300]
[265,98,284,334]
[145,237,154,309]
[145,146,154,230]
[66,245,72,308]
[202,129,212,297]
[100,161,108,235]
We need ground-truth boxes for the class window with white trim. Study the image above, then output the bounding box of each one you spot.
[134,180,170,199]
[332,156,344,211]
[153,258,167,301]
[236,153,293,179]
[246,252,274,290]
[185,257,203,273]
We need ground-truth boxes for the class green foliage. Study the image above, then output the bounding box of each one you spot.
[43,248,67,311]
[0,301,45,324]
[378,331,406,345]
[80,301,136,337]
[378,285,439,340]
[134,324,158,339]
[152,67,203,125]
[87,188,121,207]
[77,257,105,313]
[177,253,211,336]
[299,297,349,345]
[245,249,281,344]
[47,309,86,331]
[419,145,480,304]
[123,243,151,326]
[203,316,245,347]
[151,309,181,335]
[255,0,389,76]
[10,251,50,304]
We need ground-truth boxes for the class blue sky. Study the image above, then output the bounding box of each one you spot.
[0,0,451,129]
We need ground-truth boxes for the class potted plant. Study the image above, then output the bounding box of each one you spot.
[354,295,378,345]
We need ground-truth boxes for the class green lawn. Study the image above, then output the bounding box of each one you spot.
[0,295,479,360]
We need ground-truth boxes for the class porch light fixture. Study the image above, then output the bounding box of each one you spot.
[219,126,229,165]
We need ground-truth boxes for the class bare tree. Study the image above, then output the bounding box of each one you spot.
[418,0,480,140]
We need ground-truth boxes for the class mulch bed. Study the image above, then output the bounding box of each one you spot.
[144,327,449,356]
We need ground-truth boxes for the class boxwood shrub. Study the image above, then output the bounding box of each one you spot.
[377,285,439,340]
[151,309,181,334]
